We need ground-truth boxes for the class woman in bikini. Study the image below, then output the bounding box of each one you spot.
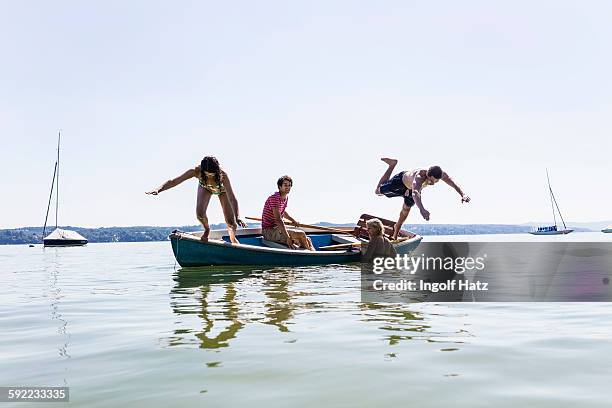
[146,156,247,243]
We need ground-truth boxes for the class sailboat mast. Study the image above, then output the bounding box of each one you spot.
[546,170,568,231]
[546,169,557,227]
[550,189,568,230]
[55,131,60,229]
[42,162,58,239]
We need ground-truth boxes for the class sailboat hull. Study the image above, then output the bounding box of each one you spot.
[529,229,573,235]
[43,239,88,247]
[42,228,88,247]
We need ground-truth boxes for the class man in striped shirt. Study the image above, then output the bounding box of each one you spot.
[261,175,315,251]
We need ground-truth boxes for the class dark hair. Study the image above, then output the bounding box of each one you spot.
[277,175,293,188]
[427,165,443,179]
[201,156,221,186]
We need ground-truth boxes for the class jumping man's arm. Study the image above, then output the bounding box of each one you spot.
[441,172,470,203]
[411,174,430,221]
[145,168,196,195]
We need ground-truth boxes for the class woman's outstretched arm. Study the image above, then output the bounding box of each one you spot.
[146,168,196,195]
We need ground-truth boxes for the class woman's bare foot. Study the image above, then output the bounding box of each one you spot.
[381,158,398,166]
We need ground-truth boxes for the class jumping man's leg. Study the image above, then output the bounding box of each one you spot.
[218,193,239,244]
[196,186,213,241]
[375,158,398,195]
[393,203,411,239]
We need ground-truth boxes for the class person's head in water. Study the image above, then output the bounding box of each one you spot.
[201,156,221,186]
[426,165,443,185]
[366,218,384,238]
[277,175,293,195]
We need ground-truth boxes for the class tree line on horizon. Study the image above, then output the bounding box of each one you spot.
[0,223,561,245]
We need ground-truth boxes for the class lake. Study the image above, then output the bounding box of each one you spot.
[1,232,612,407]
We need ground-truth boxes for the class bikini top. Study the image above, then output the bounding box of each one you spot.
[195,167,227,195]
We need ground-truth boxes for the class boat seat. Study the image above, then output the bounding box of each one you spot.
[331,234,361,245]
[261,239,291,249]
[260,238,309,251]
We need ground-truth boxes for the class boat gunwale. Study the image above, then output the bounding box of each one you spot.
[169,229,423,257]
[170,231,358,257]
[43,242,88,247]
[528,229,574,235]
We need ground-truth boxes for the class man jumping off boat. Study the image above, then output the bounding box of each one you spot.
[375,158,471,239]
[261,176,315,251]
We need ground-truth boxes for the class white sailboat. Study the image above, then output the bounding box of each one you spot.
[529,170,573,235]
[42,132,88,247]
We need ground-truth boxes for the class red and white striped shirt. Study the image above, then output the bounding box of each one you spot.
[261,192,288,229]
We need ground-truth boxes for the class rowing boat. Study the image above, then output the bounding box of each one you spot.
[169,226,422,267]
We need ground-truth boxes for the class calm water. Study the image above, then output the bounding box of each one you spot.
[2,233,612,407]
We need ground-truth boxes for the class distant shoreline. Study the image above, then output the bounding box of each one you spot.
[0,224,595,245]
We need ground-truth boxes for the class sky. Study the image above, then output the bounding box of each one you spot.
[1,0,611,229]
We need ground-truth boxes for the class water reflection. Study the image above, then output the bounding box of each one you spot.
[169,266,256,349]
[43,248,71,385]
[172,266,255,288]
[195,283,244,349]
[358,303,467,346]
[169,266,303,348]
[359,303,428,343]
[262,269,296,333]
[167,266,471,353]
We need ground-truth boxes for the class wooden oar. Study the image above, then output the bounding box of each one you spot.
[319,236,411,251]
[246,217,354,235]
[319,242,363,250]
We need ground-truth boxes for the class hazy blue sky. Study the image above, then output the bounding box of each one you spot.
[2,1,611,228]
